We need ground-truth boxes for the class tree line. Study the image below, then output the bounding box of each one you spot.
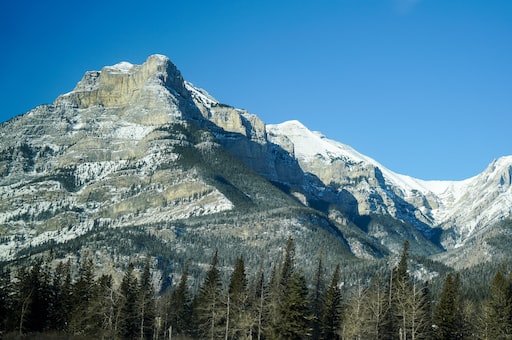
[0,239,511,339]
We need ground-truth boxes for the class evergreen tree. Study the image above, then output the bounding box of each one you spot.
[433,273,461,340]
[26,260,51,333]
[277,272,312,339]
[48,260,72,332]
[118,263,140,339]
[227,256,250,339]
[0,266,12,333]
[196,250,224,340]
[311,255,325,340]
[168,270,191,337]
[12,266,32,335]
[321,264,342,340]
[267,236,297,338]
[483,271,512,338]
[138,259,155,339]
[70,257,95,334]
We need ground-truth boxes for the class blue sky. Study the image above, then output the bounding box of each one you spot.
[1,0,510,180]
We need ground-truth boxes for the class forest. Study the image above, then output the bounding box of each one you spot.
[0,238,511,340]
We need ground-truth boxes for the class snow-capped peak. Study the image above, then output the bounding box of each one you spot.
[267,119,512,247]
[267,120,442,195]
[104,61,135,74]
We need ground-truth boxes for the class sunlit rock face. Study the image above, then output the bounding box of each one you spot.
[0,54,511,270]
[58,54,201,125]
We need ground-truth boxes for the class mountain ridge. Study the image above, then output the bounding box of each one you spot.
[1,54,510,273]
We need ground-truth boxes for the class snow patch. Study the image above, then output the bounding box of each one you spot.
[105,61,135,74]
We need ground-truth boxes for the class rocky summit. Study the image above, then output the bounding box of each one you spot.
[0,55,511,282]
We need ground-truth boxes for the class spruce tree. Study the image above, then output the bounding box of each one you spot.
[168,270,191,336]
[227,256,249,338]
[321,264,342,339]
[311,255,325,340]
[138,259,155,340]
[484,271,512,338]
[48,260,72,332]
[433,273,460,340]
[0,266,12,333]
[196,250,224,340]
[277,272,312,339]
[70,257,95,334]
[118,263,140,339]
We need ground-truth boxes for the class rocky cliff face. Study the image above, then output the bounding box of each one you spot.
[1,54,510,270]
[0,55,233,261]
[265,121,512,252]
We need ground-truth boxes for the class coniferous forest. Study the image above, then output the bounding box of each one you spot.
[0,239,511,339]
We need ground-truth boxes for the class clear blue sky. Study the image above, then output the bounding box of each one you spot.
[1,0,510,180]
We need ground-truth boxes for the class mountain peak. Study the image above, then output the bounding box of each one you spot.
[58,54,188,111]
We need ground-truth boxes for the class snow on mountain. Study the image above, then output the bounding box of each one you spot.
[267,120,512,247]
[1,54,510,266]
[267,120,437,194]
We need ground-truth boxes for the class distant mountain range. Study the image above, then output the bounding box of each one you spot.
[1,55,510,280]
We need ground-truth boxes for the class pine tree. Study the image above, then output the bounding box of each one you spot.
[433,273,460,340]
[118,263,140,339]
[12,266,32,335]
[138,259,155,339]
[26,259,51,333]
[266,236,298,338]
[280,236,295,288]
[483,271,512,338]
[321,264,342,340]
[196,250,224,340]
[70,257,95,334]
[227,256,250,339]
[277,272,312,339]
[168,270,191,337]
[48,260,72,332]
[0,265,12,333]
[311,255,325,340]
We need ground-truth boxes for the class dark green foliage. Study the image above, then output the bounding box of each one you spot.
[138,259,156,339]
[321,264,342,339]
[118,263,139,339]
[2,239,512,339]
[195,250,224,339]
[433,273,462,340]
[482,271,512,338]
[69,257,95,334]
[47,260,72,331]
[166,270,191,337]
[277,272,312,339]
[311,255,325,340]
[0,266,12,332]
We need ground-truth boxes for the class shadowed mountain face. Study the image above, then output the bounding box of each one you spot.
[0,55,510,276]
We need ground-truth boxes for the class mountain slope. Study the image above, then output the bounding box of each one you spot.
[0,55,390,283]
[266,121,512,252]
[0,54,510,275]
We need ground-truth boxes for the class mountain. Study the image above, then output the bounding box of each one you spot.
[266,121,512,254]
[0,54,510,280]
